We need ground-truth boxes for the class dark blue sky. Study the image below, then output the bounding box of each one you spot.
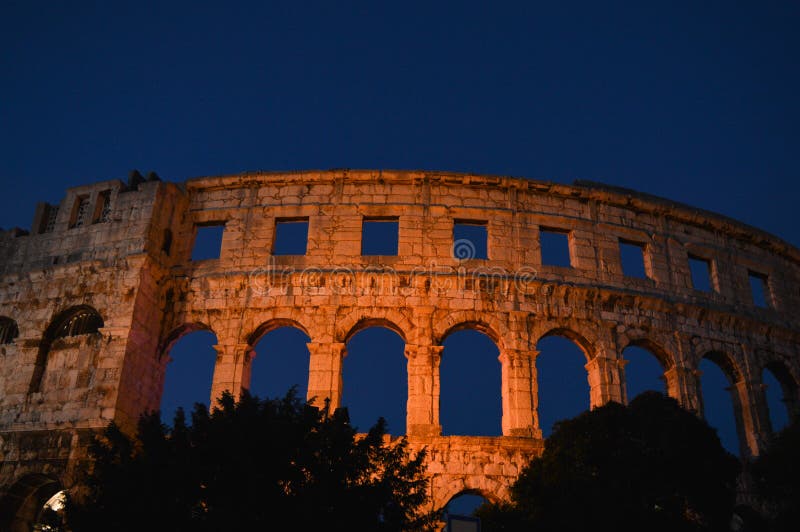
[2,0,797,479]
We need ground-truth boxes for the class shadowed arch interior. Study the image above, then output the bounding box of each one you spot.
[249,322,311,401]
[762,360,798,431]
[699,351,743,455]
[0,474,62,532]
[623,342,668,401]
[160,327,218,422]
[536,333,591,437]
[440,327,502,436]
[342,324,407,434]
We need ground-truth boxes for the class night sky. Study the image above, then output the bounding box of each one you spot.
[2,0,798,511]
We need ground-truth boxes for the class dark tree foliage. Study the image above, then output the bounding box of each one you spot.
[67,390,434,531]
[750,419,800,531]
[476,392,740,532]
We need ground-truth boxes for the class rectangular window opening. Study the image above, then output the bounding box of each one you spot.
[273,218,309,255]
[191,223,225,261]
[93,190,112,223]
[453,220,488,260]
[688,255,712,292]
[540,228,571,267]
[361,217,399,256]
[70,196,90,228]
[619,239,647,279]
[748,271,770,308]
[41,204,59,234]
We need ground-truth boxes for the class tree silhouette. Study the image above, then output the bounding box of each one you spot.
[750,419,800,531]
[67,389,434,531]
[477,392,740,532]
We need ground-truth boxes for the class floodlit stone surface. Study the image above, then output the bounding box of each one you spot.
[0,170,799,520]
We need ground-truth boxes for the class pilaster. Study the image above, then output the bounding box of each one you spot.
[405,344,443,437]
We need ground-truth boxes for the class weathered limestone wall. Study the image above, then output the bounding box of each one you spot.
[1,170,799,521]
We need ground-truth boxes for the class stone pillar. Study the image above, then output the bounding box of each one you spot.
[585,356,626,408]
[499,348,541,438]
[209,343,254,405]
[663,365,703,413]
[306,342,347,411]
[730,378,772,458]
[405,344,443,437]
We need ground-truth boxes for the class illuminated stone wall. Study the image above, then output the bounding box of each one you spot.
[1,170,798,520]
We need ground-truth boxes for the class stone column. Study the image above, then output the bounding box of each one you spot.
[405,344,443,437]
[663,365,702,413]
[499,348,541,438]
[209,343,254,405]
[306,342,347,411]
[585,356,626,408]
[730,378,772,458]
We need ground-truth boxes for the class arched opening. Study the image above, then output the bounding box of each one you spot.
[33,490,67,531]
[699,352,742,455]
[440,327,502,436]
[0,474,62,532]
[623,343,667,401]
[342,324,407,434]
[30,305,104,393]
[160,327,217,424]
[249,323,311,401]
[536,333,591,437]
[443,490,490,519]
[762,361,797,433]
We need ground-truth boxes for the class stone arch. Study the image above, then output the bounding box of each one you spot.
[341,321,408,434]
[0,473,63,532]
[701,350,744,384]
[534,326,596,432]
[247,317,313,402]
[336,309,413,344]
[619,334,676,403]
[157,322,218,420]
[29,305,105,393]
[698,348,749,456]
[760,358,800,425]
[434,310,509,349]
[0,316,19,345]
[44,305,104,340]
[247,317,311,346]
[617,333,676,370]
[438,322,503,436]
[535,326,596,360]
[158,322,215,361]
[434,482,505,513]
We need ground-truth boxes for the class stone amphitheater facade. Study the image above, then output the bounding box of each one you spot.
[0,170,798,528]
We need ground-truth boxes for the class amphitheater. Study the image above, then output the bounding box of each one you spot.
[0,169,798,529]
